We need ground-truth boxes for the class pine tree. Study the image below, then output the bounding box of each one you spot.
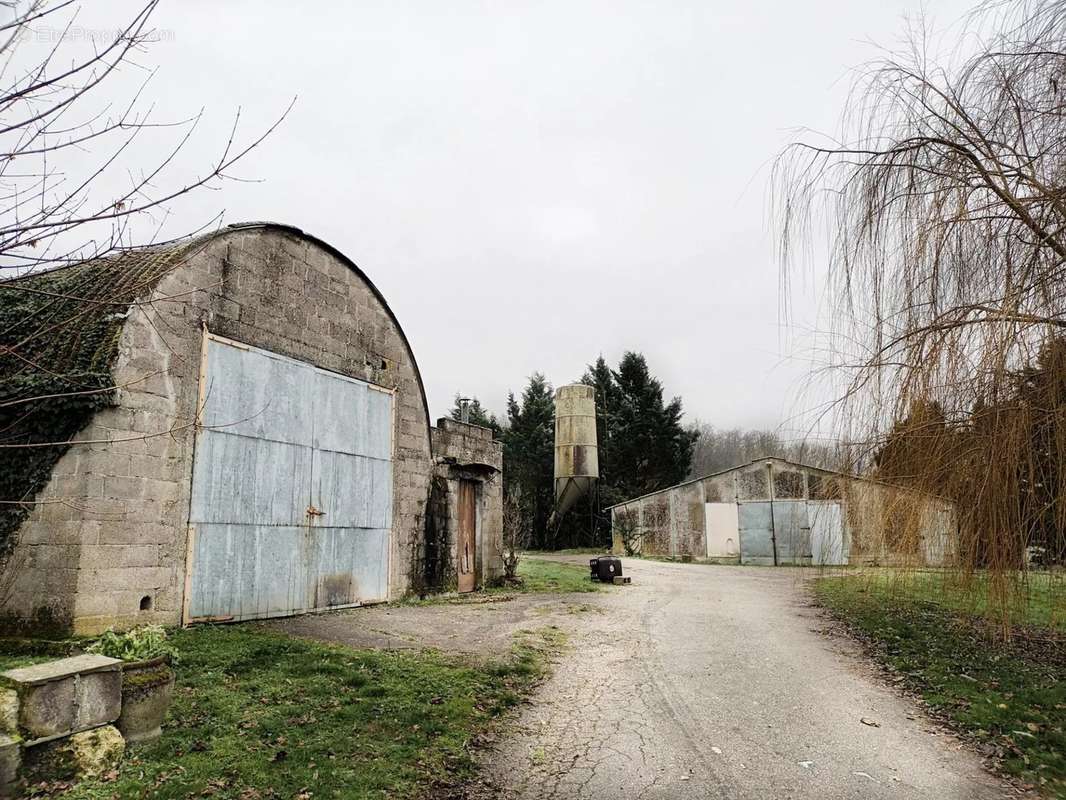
[607,352,697,499]
[500,374,555,549]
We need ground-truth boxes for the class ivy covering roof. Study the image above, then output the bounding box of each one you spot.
[0,240,197,549]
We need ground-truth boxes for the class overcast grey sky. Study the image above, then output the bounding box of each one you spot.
[55,1,974,431]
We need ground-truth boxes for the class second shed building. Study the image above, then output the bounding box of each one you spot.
[608,458,956,567]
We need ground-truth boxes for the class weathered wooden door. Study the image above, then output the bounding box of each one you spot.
[186,335,393,623]
[457,480,476,593]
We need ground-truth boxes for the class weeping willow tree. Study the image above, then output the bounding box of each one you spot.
[776,0,1066,617]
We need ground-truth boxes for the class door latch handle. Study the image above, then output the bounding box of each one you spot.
[306,505,326,517]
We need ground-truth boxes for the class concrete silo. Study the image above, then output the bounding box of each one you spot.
[553,384,599,520]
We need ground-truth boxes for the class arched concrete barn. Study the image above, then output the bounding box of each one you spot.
[609,458,956,567]
[0,223,502,634]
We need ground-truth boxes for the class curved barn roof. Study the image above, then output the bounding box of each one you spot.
[0,221,432,427]
[0,223,432,546]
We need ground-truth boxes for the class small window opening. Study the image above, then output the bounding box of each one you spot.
[139,595,153,612]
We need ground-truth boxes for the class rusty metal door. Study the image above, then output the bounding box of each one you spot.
[186,335,392,622]
[457,480,476,593]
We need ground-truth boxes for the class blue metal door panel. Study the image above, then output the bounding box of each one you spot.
[368,460,394,529]
[188,524,309,620]
[772,501,812,564]
[190,433,311,526]
[198,339,314,444]
[308,367,393,609]
[738,502,775,565]
[312,371,369,456]
[366,389,393,461]
[188,337,394,622]
[309,527,389,607]
[312,450,371,527]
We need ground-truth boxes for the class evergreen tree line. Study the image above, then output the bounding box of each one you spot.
[450,352,697,550]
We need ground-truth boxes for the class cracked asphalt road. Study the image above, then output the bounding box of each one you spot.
[481,556,1019,800]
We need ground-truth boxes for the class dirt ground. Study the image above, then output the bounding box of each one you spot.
[266,584,606,659]
[270,555,1025,800]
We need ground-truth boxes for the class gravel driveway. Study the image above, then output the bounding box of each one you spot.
[478,556,1021,800]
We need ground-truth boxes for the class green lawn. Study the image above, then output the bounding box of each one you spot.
[827,569,1065,631]
[0,638,79,672]
[27,623,563,800]
[816,575,1065,797]
[502,557,600,594]
[405,557,601,606]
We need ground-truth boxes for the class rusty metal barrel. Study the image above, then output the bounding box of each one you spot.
[553,384,599,519]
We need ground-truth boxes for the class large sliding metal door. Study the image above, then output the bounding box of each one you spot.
[185,335,393,623]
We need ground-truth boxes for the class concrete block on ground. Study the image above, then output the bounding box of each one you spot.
[1,655,121,743]
[0,734,20,796]
[16,680,74,740]
[73,671,121,731]
[0,691,16,738]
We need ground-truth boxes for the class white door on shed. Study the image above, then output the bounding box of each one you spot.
[704,502,740,558]
[808,501,847,565]
[186,336,393,623]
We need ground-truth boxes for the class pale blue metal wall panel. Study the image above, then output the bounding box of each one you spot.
[190,434,311,526]
[188,337,394,622]
[368,460,393,529]
[308,527,389,606]
[738,502,775,565]
[188,524,308,620]
[366,389,393,461]
[311,450,371,527]
[772,500,812,564]
[312,370,368,455]
[199,340,314,444]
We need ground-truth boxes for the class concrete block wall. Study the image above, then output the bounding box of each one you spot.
[430,419,504,589]
[3,226,433,633]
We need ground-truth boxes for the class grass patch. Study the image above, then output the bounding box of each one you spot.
[501,557,600,594]
[405,557,600,606]
[816,575,1065,797]
[831,570,1065,631]
[0,637,80,671]
[40,623,563,800]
